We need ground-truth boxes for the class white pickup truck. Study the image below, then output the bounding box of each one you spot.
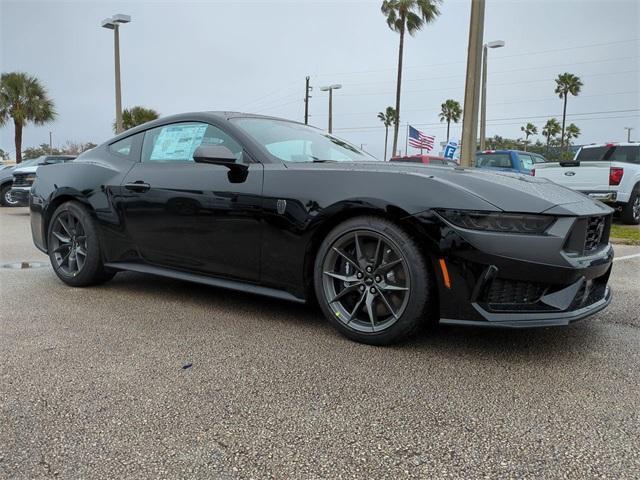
[534,143,640,224]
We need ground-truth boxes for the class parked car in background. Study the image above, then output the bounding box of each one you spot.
[9,155,76,206]
[535,143,640,224]
[0,158,42,207]
[390,154,458,166]
[475,150,548,175]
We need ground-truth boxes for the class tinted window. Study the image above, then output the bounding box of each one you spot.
[577,146,639,164]
[232,117,375,163]
[518,153,535,170]
[476,153,512,168]
[141,122,242,163]
[532,154,547,164]
[109,134,140,158]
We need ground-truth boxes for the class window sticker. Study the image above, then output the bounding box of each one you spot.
[150,124,207,161]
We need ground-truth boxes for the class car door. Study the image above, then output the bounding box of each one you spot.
[119,121,263,282]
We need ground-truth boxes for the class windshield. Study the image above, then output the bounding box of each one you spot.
[232,117,378,163]
[576,146,639,164]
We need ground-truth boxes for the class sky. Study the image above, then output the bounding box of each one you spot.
[1,0,639,160]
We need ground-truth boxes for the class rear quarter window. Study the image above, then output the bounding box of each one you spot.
[577,146,639,164]
[476,153,512,168]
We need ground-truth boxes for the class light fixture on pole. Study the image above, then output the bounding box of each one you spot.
[101,14,131,134]
[320,84,342,133]
[479,39,505,150]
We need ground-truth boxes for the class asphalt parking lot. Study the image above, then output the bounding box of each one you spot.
[1,207,639,479]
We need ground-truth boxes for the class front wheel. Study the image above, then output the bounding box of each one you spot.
[48,201,116,287]
[314,216,434,345]
[0,184,20,207]
[621,186,640,225]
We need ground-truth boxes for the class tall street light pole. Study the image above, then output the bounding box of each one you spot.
[479,40,505,151]
[101,14,131,134]
[320,84,342,133]
[460,0,485,168]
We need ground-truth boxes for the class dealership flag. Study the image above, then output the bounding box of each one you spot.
[408,126,435,152]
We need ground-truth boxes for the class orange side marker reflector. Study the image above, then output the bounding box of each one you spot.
[439,258,451,289]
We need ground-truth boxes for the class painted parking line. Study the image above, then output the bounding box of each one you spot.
[613,253,640,262]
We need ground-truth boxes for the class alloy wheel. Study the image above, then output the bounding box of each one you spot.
[321,230,410,333]
[4,189,19,206]
[633,196,640,221]
[50,210,88,276]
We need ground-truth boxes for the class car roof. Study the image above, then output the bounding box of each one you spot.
[580,142,639,149]
[107,111,308,144]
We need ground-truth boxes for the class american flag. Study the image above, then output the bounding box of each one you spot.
[408,126,435,151]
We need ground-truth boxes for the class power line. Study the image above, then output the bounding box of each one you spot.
[332,109,640,132]
[313,91,639,117]
[342,55,638,88]
[338,69,639,97]
[312,38,639,78]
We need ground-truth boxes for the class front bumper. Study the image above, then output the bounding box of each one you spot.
[409,209,614,329]
[441,285,611,328]
[10,186,30,205]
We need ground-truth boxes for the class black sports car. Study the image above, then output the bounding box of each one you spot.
[29,112,614,344]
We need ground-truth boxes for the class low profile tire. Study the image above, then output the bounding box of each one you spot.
[621,185,640,225]
[48,201,116,287]
[0,183,19,207]
[314,216,434,345]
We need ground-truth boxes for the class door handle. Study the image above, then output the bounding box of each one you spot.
[124,181,150,192]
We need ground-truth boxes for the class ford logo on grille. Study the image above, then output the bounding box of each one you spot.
[564,171,576,176]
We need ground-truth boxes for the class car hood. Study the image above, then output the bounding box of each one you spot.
[13,166,39,174]
[291,161,612,216]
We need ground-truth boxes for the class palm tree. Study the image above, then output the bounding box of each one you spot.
[115,106,160,132]
[439,99,462,143]
[520,122,538,151]
[564,123,581,145]
[554,72,583,149]
[542,118,561,151]
[0,72,56,163]
[381,0,440,156]
[377,106,397,160]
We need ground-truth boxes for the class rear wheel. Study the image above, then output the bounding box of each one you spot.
[621,186,640,225]
[0,183,19,207]
[314,216,434,345]
[48,201,116,286]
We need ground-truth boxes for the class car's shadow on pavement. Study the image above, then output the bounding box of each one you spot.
[107,271,601,359]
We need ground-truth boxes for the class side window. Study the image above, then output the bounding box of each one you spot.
[518,153,534,170]
[109,133,141,159]
[141,122,243,163]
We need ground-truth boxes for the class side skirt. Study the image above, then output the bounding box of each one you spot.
[104,262,306,304]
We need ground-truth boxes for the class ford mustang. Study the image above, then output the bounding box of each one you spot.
[29,112,614,344]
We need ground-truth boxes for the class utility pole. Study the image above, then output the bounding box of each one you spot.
[49,131,53,154]
[460,0,485,168]
[624,127,633,142]
[304,76,312,125]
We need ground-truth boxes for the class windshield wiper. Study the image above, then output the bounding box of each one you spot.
[311,159,337,163]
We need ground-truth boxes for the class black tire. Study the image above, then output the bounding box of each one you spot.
[47,201,116,287]
[0,183,20,207]
[620,185,640,225]
[314,216,434,345]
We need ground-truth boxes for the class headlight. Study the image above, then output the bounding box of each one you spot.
[25,174,36,184]
[436,209,555,234]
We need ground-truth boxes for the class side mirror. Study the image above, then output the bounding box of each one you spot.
[193,144,248,183]
[193,145,237,165]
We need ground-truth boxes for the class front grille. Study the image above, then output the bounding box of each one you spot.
[584,216,607,252]
[12,173,31,187]
[486,278,547,305]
